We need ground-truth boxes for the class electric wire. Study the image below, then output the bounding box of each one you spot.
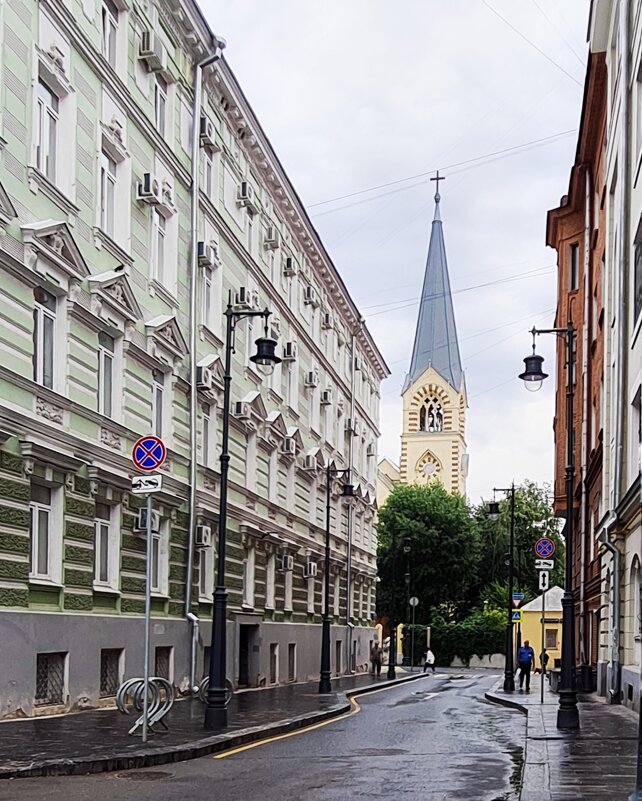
[530,0,586,66]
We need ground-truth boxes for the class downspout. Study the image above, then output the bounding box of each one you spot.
[578,165,591,686]
[599,522,621,702]
[186,40,226,692]
[345,319,364,672]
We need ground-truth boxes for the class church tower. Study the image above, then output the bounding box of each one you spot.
[399,177,468,495]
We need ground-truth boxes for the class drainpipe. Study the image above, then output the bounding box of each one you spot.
[578,165,591,689]
[187,611,200,691]
[599,522,621,703]
[186,40,226,689]
[345,319,364,672]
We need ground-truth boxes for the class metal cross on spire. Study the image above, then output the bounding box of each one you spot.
[430,170,446,203]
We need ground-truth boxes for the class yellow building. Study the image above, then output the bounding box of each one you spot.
[520,586,564,671]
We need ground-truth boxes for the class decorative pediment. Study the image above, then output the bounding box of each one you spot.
[197,354,225,388]
[265,410,288,437]
[87,270,142,323]
[0,180,17,229]
[145,314,188,362]
[286,426,304,451]
[305,446,326,470]
[20,220,89,281]
[239,390,267,420]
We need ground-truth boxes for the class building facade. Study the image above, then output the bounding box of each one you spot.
[0,0,388,718]
[377,190,467,508]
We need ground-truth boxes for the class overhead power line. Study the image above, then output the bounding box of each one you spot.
[308,130,576,210]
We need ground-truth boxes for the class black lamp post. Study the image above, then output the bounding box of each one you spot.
[402,538,412,667]
[386,528,404,680]
[319,463,354,694]
[488,485,516,693]
[204,298,281,729]
[519,322,579,730]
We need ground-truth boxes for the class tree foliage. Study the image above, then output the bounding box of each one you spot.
[376,482,478,622]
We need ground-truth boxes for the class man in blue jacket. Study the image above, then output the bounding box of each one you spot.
[517,640,535,692]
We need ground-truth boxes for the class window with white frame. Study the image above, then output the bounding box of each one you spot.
[97,332,114,417]
[242,544,255,608]
[150,517,169,595]
[151,209,167,286]
[202,403,217,467]
[35,79,58,182]
[246,213,254,254]
[94,501,119,587]
[152,370,165,437]
[30,483,52,580]
[203,151,213,197]
[202,264,214,329]
[268,449,278,503]
[33,287,57,390]
[245,431,257,492]
[100,150,117,237]
[101,0,118,67]
[199,546,213,601]
[266,551,276,610]
[154,75,168,138]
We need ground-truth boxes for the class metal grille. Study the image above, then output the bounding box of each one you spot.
[35,652,65,706]
[100,649,121,697]
[155,646,171,680]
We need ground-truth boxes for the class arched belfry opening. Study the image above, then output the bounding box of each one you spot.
[419,398,444,432]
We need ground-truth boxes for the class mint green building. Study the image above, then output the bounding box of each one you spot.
[0,0,387,717]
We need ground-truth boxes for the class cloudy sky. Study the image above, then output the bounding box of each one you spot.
[203,0,589,503]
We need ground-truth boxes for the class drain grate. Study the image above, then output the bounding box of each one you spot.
[117,770,174,781]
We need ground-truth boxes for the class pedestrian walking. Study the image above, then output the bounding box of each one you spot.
[539,648,550,675]
[370,643,383,677]
[423,648,436,673]
[517,639,535,692]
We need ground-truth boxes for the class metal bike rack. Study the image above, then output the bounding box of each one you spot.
[116,676,175,736]
[197,676,233,706]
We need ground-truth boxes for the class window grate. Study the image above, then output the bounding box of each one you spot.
[100,649,121,697]
[35,652,65,706]
[155,646,171,680]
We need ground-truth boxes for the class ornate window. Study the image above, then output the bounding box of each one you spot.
[416,452,441,483]
[419,398,444,432]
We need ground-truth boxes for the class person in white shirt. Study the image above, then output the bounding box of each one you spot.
[424,649,436,673]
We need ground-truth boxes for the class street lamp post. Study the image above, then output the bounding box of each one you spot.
[488,484,516,693]
[204,298,281,730]
[386,529,403,680]
[519,322,580,730]
[402,538,411,667]
[319,464,354,694]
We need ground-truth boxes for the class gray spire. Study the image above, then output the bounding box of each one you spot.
[402,187,463,394]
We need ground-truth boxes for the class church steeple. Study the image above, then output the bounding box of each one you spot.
[403,173,463,394]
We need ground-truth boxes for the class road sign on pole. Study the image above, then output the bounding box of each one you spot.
[511,609,523,623]
[534,537,555,559]
[512,592,524,608]
[535,558,555,571]
[409,596,419,607]
[131,474,163,494]
[132,435,167,472]
[539,571,550,591]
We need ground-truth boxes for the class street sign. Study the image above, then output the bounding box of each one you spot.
[512,592,524,608]
[534,537,555,559]
[511,610,523,623]
[131,474,163,495]
[132,435,167,472]
[535,558,555,571]
[409,596,419,607]
[539,571,550,591]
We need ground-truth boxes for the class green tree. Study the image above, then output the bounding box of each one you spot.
[376,483,478,623]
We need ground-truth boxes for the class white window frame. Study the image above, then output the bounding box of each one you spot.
[151,209,167,286]
[94,501,120,590]
[35,79,58,182]
[97,332,115,417]
[154,74,167,138]
[29,484,62,584]
[199,546,213,601]
[152,369,165,437]
[101,0,118,67]
[202,403,217,468]
[151,517,169,595]
[242,545,255,609]
[33,288,57,390]
[100,150,117,237]
[202,264,214,329]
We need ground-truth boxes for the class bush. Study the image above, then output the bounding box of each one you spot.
[429,609,505,667]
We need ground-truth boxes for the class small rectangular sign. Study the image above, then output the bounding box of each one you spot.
[535,558,554,571]
[131,474,163,494]
[539,571,550,591]
[512,592,525,599]
[511,610,523,623]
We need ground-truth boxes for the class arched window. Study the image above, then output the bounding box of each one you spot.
[419,398,444,432]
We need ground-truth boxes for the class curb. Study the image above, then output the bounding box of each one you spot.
[484,690,528,715]
[0,672,428,779]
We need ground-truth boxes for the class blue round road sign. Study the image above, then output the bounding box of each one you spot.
[534,537,555,559]
[132,435,167,472]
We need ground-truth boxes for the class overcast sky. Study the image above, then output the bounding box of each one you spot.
[203,0,589,504]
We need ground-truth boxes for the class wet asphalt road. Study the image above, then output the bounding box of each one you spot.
[0,672,525,801]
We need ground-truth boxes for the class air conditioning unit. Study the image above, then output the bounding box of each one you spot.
[280,437,296,456]
[264,226,280,250]
[322,311,334,330]
[233,401,251,419]
[137,173,162,204]
[321,389,332,405]
[280,554,294,572]
[303,454,317,471]
[139,30,165,71]
[136,508,161,533]
[303,286,319,306]
[303,561,318,579]
[282,341,298,361]
[195,525,212,548]
[354,356,362,372]
[237,181,255,207]
[305,370,319,388]
[197,241,215,268]
[283,256,297,276]
[196,366,213,391]
[199,116,217,149]
[366,443,376,457]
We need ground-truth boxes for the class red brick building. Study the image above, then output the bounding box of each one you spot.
[546,52,607,689]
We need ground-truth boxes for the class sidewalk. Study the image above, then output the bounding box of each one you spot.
[0,670,426,779]
[486,673,639,801]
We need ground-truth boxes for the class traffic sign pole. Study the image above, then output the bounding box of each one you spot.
[541,585,546,705]
[142,491,152,744]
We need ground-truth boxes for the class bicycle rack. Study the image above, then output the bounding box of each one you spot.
[197,676,233,706]
[116,676,175,736]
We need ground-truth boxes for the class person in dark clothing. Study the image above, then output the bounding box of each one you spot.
[539,648,550,675]
[517,640,535,691]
